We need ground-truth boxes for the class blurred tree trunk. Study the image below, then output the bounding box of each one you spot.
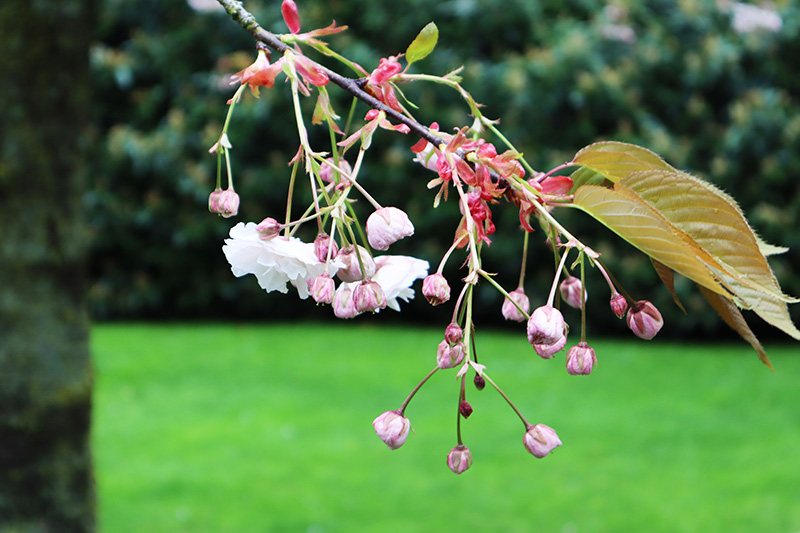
[0,1,95,531]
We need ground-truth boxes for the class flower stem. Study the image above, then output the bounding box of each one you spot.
[398,366,439,414]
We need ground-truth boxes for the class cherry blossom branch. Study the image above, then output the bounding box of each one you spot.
[214,0,511,190]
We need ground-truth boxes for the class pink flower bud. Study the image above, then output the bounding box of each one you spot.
[353,280,387,313]
[523,423,562,458]
[366,207,415,251]
[459,400,473,419]
[534,334,567,359]
[444,322,463,345]
[446,444,473,474]
[255,217,281,240]
[437,340,465,369]
[314,233,339,263]
[422,273,450,306]
[281,0,301,34]
[560,277,586,309]
[610,292,628,318]
[208,188,223,212]
[336,245,376,283]
[209,188,240,218]
[319,157,352,184]
[527,305,567,346]
[332,288,359,319]
[627,300,664,340]
[372,410,411,450]
[502,287,530,322]
[309,274,335,305]
[565,342,597,375]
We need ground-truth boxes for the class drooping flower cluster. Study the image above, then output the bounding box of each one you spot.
[209,0,798,474]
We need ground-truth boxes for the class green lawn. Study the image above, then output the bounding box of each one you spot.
[92,323,800,532]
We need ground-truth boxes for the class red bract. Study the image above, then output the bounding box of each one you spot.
[281,0,301,34]
[230,50,284,97]
[455,191,495,246]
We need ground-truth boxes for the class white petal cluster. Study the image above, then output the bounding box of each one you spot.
[337,255,429,312]
[222,222,339,299]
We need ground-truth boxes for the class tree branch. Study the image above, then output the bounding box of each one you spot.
[214,0,512,193]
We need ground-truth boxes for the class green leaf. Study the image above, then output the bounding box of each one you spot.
[574,170,800,341]
[573,183,736,301]
[621,170,798,306]
[572,141,674,183]
[697,284,773,371]
[650,259,686,314]
[406,22,438,66]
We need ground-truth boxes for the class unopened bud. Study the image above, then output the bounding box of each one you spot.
[208,188,223,212]
[560,277,586,309]
[210,188,239,218]
[446,444,473,474]
[255,217,281,240]
[372,410,411,450]
[422,273,450,306]
[627,300,664,340]
[309,274,335,305]
[353,280,387,313]
[437,340,465,369]
[336,245,376,282]
[534,334,567,359]
[473,373,486,391]
[332,288,359,319]
[445,322,463,345]
[281,0,301,34]
[366,206,415,251]
[523,423,562,459]
[314,233,339,263]
[565,341,597,375]
[610,292,628,318]
[526,305,567,346]
[502,287,530,322]
[459,400,473,419]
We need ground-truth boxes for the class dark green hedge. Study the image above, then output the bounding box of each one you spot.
[89,0,799,338]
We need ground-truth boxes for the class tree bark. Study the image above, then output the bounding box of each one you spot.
[0,1,95,531]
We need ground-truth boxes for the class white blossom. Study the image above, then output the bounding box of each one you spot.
[338,255,429,312]
[222,222,339,299]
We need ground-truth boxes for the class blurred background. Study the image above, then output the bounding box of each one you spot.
[89,0,800,338]
[3,0,800,531]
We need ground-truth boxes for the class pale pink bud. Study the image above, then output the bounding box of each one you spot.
[565,342,597,375]
[353,280,387,313]
[444,322,463,345]
[255,217,281,240]
[309,274,335,305]
[534,334,567,359]
[372,410,411,450]
[281,0,300,34]
[366,207,415,251]
[336,245,376,282]
[332,288,359,319]
[319,158,352,184]
[627,300,664,340]
[422,273,450,306]
[208,188,223,212]
[314,233,339,263]
[446,444,473,474]
[527,305,567,346]
[437,340,465,369]
[523,423,562,458]
[560,277,586,309]
[610,292,628,318]
[211,188,240,218]
[502,287,530,322]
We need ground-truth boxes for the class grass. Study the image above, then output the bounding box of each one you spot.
[91,322,800,532]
